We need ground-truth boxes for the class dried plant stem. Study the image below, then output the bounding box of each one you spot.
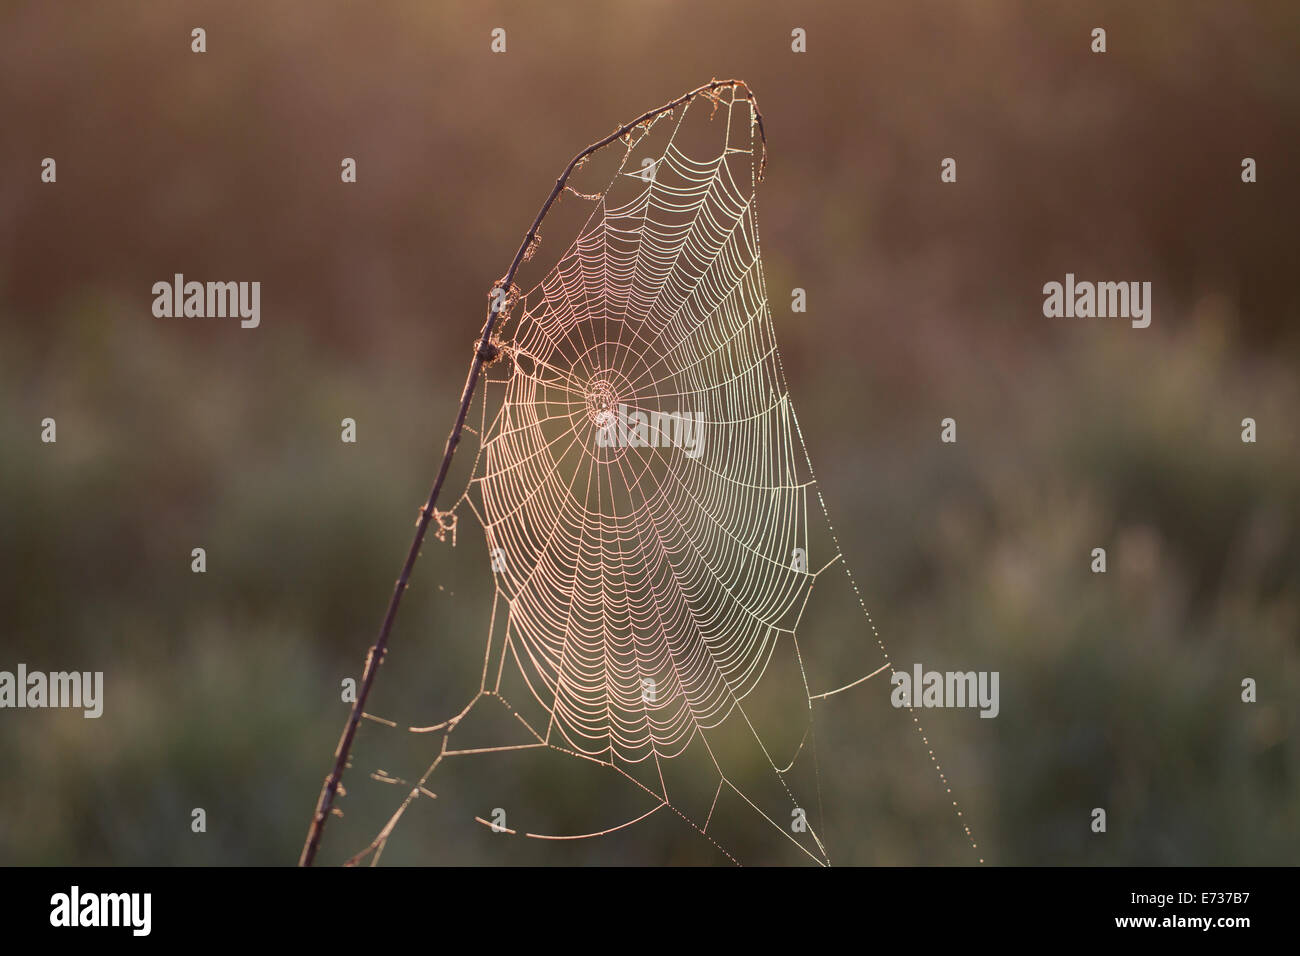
[299,79,763,866]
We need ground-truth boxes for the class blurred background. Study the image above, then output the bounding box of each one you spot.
[1,0,1297,865]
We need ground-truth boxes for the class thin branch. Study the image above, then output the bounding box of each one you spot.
[298,79,766,866]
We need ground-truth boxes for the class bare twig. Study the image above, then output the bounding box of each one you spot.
[299,79,765,866]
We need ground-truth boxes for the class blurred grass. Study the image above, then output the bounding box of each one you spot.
[2,299,1294,865]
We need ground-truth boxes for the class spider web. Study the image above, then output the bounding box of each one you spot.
[343,84,979,866]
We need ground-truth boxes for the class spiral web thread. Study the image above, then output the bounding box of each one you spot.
[351,85,979,866]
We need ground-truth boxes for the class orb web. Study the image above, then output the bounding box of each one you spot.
[345,84,980,866]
